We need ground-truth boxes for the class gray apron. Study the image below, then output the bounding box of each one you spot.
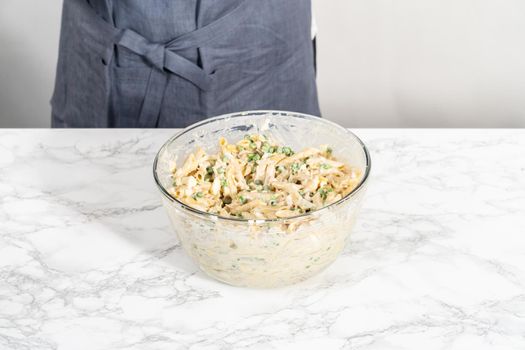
[51,0,320,128]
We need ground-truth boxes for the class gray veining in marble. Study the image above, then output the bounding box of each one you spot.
[1,129,524,350]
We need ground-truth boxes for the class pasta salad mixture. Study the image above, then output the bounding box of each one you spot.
[169,134,361,219]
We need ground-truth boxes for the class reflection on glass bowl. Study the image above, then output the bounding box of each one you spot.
[153,111,371,288]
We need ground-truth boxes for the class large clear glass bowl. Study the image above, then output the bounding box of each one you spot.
[153,111,371,288]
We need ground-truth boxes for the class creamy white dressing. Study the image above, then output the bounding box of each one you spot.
[162,187,365,288]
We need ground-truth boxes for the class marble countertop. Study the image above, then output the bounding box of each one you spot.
[1,129,524,350]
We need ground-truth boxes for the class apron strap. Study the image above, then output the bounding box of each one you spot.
[137,69,170,128]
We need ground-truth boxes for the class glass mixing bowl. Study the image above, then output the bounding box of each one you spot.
[153,111,371,288]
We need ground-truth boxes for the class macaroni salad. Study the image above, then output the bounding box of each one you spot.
[169,134,361,220]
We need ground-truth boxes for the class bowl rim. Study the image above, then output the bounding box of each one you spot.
[153,110,371,223]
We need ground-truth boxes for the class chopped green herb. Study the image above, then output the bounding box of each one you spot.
[217,167,225,174]
[291,162,300,175]
[239,195,248,204]
[326,147,333,155]
[192,192,204,200]
[206,166,214,175]
[248,153,261,162]
[221,178,228,187]
[282,146,294,156]
[321,163,332,170]
[237,145,245,152]
[261,142,271,153]
[276,146,283,154]
[276,165,285,173]
[318,186,334,201]
[249,141,257,149]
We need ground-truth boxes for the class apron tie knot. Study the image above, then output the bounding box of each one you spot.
[118,29,165,71]
[143,44,166,71]
[117,29,213,91]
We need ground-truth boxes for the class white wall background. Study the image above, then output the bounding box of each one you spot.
[1,0,525,128]
[312,0,525,127]
[0,1,61,127]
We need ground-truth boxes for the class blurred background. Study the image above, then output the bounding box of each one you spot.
[1,0,524,128]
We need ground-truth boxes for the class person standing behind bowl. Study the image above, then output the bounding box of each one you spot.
[50,0,320,128]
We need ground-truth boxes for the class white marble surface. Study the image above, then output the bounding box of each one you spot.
[1,129,524,350]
